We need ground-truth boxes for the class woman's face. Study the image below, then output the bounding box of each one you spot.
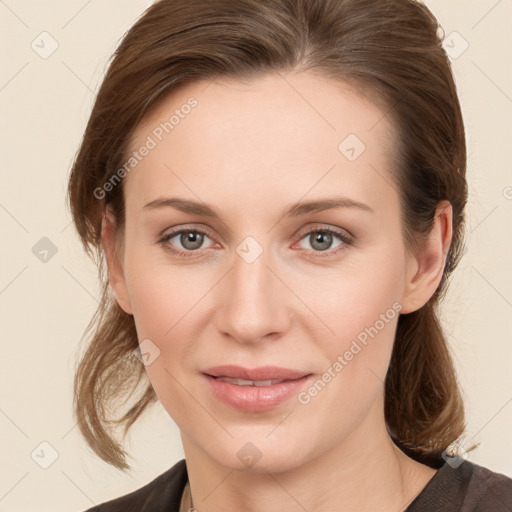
[107,71,427,472]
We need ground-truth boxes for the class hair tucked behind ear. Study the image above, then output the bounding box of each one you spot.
[67,0,470,470]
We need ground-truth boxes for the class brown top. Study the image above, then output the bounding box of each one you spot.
[83,457,512,511]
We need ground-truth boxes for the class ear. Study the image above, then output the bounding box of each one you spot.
[101,207,133,315]
[400,200,453,315]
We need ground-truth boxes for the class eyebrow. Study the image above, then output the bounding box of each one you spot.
[143,196,374,219]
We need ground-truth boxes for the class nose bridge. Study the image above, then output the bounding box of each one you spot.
[215,235,291,343]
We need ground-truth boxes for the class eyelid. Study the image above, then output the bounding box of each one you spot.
[292,222,353,242]
[158,223,216,241]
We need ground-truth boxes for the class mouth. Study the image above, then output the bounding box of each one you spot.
[201,366,314,412]
[202,364,311,381]
[206,376,297,387]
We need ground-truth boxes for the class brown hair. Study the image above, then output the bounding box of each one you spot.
[67,0,470,471]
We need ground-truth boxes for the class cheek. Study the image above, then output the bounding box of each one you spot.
[295,253,404,401]
[297,250,404,346]
[123,256,204,424]
[125,243,206,340]
[293,276,402,442]
[123,252,212,388]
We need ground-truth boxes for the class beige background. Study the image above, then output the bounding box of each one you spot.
[1,0,511,510]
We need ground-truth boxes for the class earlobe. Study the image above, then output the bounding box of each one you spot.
[400,201,453,315]
[101,207,133,315]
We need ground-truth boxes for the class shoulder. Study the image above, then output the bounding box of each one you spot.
[80,458,188,512]
[460,460,512,510]
[408,457,512,511]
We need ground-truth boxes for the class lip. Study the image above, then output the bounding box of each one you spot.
[202,365,313,412]
[203,365,310,381]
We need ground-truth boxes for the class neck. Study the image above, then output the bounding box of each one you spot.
[181,400,437,512]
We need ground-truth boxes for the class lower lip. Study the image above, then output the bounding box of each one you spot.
[203,374,313,412]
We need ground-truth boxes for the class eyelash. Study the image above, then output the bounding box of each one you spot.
[157,225,353,259]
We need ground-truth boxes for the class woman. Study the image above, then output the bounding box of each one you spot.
[67,0,512,510]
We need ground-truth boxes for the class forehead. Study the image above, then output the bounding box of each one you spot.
[124,71,398,216]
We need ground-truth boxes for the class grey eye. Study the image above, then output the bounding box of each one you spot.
[176,231,206,250]
[298,231,344,252]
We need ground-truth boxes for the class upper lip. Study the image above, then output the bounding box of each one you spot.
[203,365,311,381]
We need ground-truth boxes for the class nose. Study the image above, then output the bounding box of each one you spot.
[213,242,293,344]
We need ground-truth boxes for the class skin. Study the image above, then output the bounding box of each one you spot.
[102,71,453,512]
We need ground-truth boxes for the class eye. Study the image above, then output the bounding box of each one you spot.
[158,227,216,256]
[157,225,353,258]
[293,226,353,258]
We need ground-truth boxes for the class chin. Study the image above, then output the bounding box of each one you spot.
[208,437,308,474]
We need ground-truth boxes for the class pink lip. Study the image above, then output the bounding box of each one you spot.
[203,365,310,380]
[202,365,313,412]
